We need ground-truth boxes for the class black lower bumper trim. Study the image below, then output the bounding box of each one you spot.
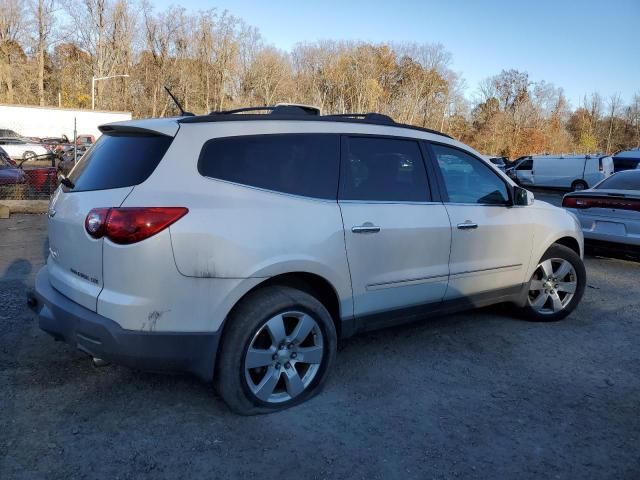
[33,266,220,381]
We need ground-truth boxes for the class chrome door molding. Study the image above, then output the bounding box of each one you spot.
[449,263,522,279]
[366,274,449,291]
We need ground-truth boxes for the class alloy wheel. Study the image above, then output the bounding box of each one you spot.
[528,258,577,314]
[244,311,324,404]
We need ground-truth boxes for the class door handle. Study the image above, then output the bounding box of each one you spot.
[457,221,478,230]
[352,223,381,234]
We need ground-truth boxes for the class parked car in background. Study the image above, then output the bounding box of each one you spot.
[506,156,528,181]
[513,154,613,191]
[0,128,23,139]
[19,157,58,196]
[37,135,70,153]
[76,134,95,146]
[612,148,640,172]
[488,156,508,171]
[31,105,586,415]
[0,138,50,161]
[75,134,96,157]
[0,151,28,197]
[0,145,16,166]
[563,170,640,248]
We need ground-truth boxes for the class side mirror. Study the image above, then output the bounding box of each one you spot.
[513,186,534,206]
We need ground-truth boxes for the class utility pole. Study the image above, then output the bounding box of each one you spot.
[92,74,130,110]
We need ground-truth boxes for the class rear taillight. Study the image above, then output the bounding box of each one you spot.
[85,207,188,244]
[85,208,109,238]
[563,196,640,212]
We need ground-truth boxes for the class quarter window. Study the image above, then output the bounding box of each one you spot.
[198,134,339,200]
[432,144,510,205]
[340,137,430,202]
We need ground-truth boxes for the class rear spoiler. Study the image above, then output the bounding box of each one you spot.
[98,125,174,137]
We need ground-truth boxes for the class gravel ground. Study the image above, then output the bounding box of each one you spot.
[1,210,639,480]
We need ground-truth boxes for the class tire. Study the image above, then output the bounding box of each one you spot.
[22,151,36,161]
[519,244,586,322]
[571,180,588,191]
[215,286,337,415]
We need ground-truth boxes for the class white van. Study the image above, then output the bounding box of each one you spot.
[514,154,614,190]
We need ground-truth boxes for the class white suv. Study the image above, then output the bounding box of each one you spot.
[31,106,586,414]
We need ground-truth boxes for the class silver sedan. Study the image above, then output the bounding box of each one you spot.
[562,170,640,247]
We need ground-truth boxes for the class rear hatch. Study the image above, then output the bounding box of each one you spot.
[47,126,175,311]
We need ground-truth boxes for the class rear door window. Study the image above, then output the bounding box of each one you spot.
[68,133,173,192]
[339,136,430,202]
[198,134,340,200]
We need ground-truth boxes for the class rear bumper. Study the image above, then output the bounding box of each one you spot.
[31,266,220,381]
[583,229,640,246]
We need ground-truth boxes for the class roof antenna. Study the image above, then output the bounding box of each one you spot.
[164,86,194,117]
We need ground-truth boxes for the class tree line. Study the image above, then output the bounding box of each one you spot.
[1,0,638,157]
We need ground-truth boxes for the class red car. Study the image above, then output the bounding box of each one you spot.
[17,153,59,197]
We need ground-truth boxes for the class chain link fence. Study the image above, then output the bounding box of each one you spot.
[1,148,79,201]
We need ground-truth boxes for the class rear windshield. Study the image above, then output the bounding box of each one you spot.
[68,133,172,192]
[612,157,640,172]
[596,171,640,191]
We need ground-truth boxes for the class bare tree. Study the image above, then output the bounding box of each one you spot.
[244,47,292,105]
[28,0,55,105]
[0,0,26,102]
[606,93,622,153]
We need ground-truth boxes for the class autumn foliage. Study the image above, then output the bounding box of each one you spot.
[1,0,638,156]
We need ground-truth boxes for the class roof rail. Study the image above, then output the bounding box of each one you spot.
[324,113,395,124]
[210,104,321,116]
[180,106,452,139]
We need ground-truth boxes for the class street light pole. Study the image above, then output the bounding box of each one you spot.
[91,74,130,110]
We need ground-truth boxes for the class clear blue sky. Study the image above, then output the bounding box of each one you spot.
[156,0,639,107]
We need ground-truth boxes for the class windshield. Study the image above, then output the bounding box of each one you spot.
[0,129,20,138]
[595,171,640,191]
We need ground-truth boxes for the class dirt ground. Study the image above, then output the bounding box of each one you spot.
[1,211,639,480]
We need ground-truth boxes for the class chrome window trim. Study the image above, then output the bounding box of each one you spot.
[445,202,511,207]
[339,200,442,206]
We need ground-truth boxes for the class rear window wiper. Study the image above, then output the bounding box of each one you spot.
[59,175,75,189]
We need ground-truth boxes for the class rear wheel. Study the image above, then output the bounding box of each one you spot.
[22,151,36,161]
[520,244,586,322]
[571,180,588,191]
[216,286,337,415]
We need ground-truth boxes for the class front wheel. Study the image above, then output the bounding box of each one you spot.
[216,286,337,415]
[520,244,586,322]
